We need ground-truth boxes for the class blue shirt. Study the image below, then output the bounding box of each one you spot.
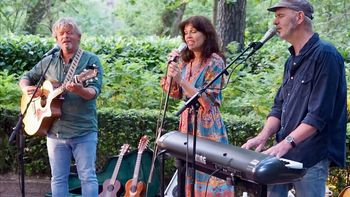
[21,50,103,138]
[269,33,347,168]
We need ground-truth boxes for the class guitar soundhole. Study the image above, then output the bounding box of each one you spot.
[130,185,137,193]
[107,185,114,191]
[40,95,47,107]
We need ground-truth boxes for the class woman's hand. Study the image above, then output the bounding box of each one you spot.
[166,48,184,84]
[167,49,181,64]
[167,61,183,84]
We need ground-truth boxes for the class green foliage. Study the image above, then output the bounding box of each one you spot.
[0,106,260,176]
[0,0,121,36]
[0,70,21,108]
[82,36,182,110]
[0,34,55,74]
[53,0,120,37]
[101,59,163,109]
[183,0,213,21]
[222,40,288,117]
[0,35,183,110]
[114,0,166,36]
[0,0,28,34]
[0,106,19,173]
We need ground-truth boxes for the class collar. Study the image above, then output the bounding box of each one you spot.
[288,33,319,57]
[59,48,80,64]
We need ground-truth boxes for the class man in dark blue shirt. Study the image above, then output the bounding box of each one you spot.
[242,0,347,196]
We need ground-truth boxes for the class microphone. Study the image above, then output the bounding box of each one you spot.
[252,27,277,51]
[43,45,60,57]
[168,43,187,63]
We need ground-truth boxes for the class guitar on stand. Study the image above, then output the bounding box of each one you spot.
[124,135,149,197]
[20,68,98,136]
[99,144,130,197]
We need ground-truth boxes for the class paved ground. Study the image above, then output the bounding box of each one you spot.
[0,173,51,197]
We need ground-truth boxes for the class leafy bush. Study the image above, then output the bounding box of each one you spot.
[0,35,349,194]
[0,34,55,74]
[0,106,260,176]
[0,70,21,108]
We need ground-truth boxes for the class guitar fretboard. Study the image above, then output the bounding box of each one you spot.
[130,152,143,192]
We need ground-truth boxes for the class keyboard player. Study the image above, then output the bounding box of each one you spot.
[241,0,347,196]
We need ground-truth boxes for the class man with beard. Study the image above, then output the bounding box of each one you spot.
[19,17,103,197]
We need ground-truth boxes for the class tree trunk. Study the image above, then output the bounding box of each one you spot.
[213,0,218,26]
[159,2,186,37]
[23,0,52,34]
[217,0,246,51]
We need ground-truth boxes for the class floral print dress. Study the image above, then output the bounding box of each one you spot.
[161,53,234,197]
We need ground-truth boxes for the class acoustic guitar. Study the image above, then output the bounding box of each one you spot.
[21,68,98,136]
[99,144,130,197]
[339,186,350,197]
[124,135,149,197]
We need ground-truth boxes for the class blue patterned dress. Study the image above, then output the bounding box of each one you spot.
[161,53,234,197]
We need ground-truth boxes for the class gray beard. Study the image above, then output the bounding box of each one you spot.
[63,43,73,51]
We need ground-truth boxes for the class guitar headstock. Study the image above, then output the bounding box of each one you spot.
[119,144,130,156]
[77,69,97,83]
[137,135,149,153]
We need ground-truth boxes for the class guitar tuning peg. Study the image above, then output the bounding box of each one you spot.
[92,64,97,68]
[94,77,98,81]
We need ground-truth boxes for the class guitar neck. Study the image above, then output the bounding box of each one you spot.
[49,68,98,99]
[51,86,65,99]
[109,154,124,185]
[131,152,143,189]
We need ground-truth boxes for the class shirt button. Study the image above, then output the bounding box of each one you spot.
[291,76,294,80]
[293,62,297,65]
[301,80,305,83]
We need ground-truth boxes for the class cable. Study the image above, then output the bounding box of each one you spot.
[204,168,223,197]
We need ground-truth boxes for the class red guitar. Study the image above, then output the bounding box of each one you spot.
[124,135,149,197]
[21,68,98,136]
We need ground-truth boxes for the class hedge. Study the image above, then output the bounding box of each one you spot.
[0,34,349,195]
[0,106,261,173]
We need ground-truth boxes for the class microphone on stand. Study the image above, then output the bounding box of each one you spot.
[168,43,187,64]
[252,27,277,51]
[246,27,277,59]
[43,44,60,57]
[146,43,188,195]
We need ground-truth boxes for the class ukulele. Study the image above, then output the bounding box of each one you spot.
[124,135,149,197]
[99,144,130,197]
[21,68,98,136]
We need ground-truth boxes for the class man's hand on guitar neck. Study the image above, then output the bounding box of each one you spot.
[65,81,96,100]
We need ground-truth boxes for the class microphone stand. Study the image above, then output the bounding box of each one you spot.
[175,42,260,197]
[8,54,58,197]
[146,73,174,197]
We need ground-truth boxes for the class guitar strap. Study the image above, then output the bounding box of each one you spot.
[63,48,84,84]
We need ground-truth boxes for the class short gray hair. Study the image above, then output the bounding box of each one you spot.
[52,17,82,38]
